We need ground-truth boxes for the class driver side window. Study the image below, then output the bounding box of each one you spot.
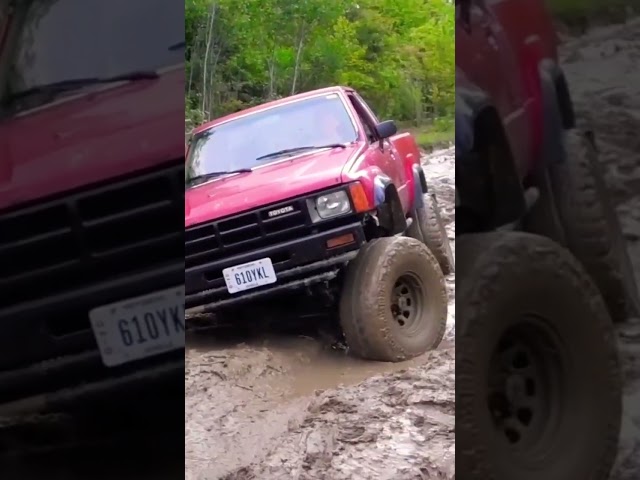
[347,94,376,144]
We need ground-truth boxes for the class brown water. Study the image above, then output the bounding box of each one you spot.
[187,332,435,398]
[185,332,454,480]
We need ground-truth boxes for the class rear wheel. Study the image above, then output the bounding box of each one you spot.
[546,129,639,322]
[456,231,621,480]
[339,236,447,362]
[407,193,455,274]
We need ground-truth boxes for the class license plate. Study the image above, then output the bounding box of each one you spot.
[89,286,185,367]
[223,257,277,294]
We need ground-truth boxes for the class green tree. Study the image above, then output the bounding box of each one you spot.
[185,0,454,140]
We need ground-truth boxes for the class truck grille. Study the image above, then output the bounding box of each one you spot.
[185,197,310,269]
[0,161,184,310]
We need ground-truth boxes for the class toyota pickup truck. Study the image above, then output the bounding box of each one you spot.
[456,0,638,322]
[455,1,623,479]
[0,0,184,414]
[185,86,453,362]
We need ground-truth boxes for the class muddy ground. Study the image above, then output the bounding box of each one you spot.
[184,148,456,480]
[559,18,640,479]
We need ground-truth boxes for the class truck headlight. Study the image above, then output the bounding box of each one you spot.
[308,190,351,220]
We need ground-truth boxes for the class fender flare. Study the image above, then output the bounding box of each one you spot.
[455,86,494,155]
[539,58,575,129]
[373,174,392,207]
[373,174,407,235]
[411,164,427,210]
[455,82,526,226]
[537,60,568,167]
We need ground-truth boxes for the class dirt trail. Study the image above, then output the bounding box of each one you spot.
[559,18,640,479]
[185,148,456,480]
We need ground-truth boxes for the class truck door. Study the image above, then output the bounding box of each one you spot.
[456,0,530,174]
[457,0,516,113]
[346,92,410,209]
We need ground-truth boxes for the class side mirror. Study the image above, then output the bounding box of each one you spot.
[375,120,397,140]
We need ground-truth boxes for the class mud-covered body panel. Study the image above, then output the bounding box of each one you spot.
[456,0,560,178]
[455,0,572,230]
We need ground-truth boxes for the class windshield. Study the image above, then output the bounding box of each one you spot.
[185,93,357,183]
[8,0,183,98]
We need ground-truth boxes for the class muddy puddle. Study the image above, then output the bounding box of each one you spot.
[188,331,446,399]
[185,333,454,480]
[185,328,454,479]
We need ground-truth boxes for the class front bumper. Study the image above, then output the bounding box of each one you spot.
[0,262,184,410]
[185,222,366,313]
[0,352,183,416]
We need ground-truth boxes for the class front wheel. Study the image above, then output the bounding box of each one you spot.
[339,236,447,362]
[456,231,621,480]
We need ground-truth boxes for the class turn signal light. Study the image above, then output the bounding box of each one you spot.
[327,233,355,249]
[349,182,371,213]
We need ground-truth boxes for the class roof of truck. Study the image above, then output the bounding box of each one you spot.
[192,85,353,135]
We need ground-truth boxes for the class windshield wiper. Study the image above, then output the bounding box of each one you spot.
[186,169,253,186]
[256,143,347,161]
[9,71,160,101]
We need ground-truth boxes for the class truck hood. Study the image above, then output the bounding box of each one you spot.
[0,65,184,213]
[185,144,362,227]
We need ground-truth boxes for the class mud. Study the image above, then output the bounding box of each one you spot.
[184,148,456,480]
[559,18,640,479]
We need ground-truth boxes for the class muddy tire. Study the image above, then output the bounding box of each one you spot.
[407,193,455,274]
[456,231,621,480]
[548,129,640,322]
[339,236,447,362]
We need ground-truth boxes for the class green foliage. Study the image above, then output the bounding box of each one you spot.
[185,0,454,132]
[401,115,453,150]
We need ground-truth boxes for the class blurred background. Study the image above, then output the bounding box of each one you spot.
[184,0,454,150]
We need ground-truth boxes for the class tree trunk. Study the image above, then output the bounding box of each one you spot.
[208,44,222,113]
[201,3,217,115]
[290,23,306,95]
[267,48,277,99]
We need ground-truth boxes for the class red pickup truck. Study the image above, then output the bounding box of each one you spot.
[0,0,184,414]
[456,0,637,322]
[185,86,453,362]
[456,0,624,479]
